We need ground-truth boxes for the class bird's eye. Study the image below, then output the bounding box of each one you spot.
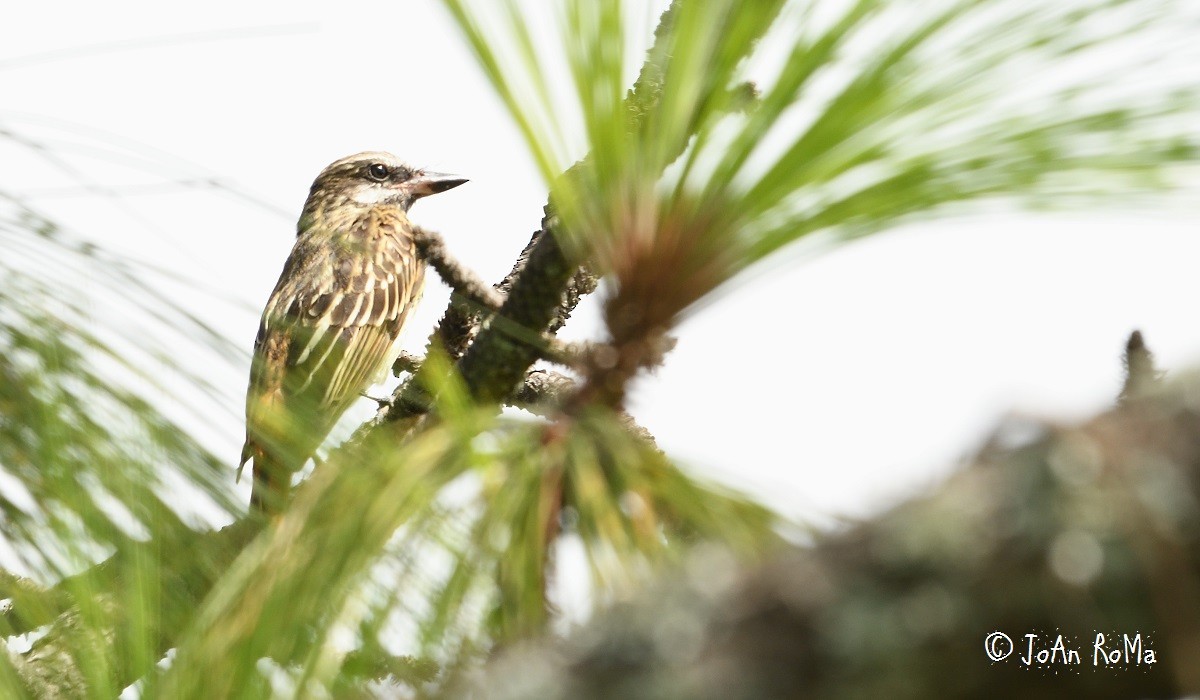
[367,163,390,181]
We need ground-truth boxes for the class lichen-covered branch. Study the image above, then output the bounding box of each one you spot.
[412,226,505,312]
[509,368,659,449]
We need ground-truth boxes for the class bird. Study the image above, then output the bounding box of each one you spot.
[240,152,466,514]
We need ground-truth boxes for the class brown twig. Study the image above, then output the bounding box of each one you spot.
[412,226,505,312]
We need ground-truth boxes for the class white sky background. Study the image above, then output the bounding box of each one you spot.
[3,0,1200,529]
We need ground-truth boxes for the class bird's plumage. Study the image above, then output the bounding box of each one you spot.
[241,152,464,514]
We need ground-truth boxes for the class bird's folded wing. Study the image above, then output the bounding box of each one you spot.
[278,247,422,417]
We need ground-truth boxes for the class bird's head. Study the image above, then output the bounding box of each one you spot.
[304,152,467,216]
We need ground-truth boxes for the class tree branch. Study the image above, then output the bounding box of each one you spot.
[509,368,660,449]
[413,226,505,312]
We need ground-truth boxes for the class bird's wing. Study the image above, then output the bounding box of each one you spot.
[244,226,423,468]
[302,234,424,410]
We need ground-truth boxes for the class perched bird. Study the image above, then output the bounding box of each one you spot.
[240,152,466,514]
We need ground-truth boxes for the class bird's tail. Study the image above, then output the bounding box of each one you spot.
[242,438,289,516]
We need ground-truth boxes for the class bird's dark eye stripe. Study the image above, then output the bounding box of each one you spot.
[367,163,389,181]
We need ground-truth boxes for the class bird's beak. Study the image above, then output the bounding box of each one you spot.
[407,171,468,199]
